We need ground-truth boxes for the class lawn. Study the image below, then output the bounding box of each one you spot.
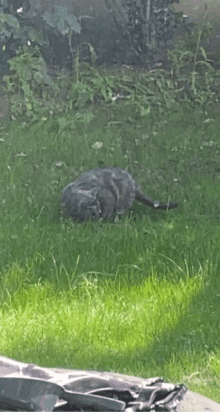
[0,97,220,403]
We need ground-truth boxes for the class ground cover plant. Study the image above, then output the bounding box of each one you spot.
[0,9,220,403]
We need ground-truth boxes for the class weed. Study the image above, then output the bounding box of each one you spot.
[2,6,220,121]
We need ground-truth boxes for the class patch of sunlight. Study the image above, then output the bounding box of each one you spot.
[0,268,205,355]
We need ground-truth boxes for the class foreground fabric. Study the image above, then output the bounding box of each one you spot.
[0,356,187,411]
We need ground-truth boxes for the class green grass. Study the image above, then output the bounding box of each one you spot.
[0,100,220,403]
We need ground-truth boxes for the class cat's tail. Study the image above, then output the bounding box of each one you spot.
[135,190,179,210]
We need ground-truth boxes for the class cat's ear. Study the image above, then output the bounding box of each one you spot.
[78,188,98,198]
[90,187,98,197]
[88,187,98,198]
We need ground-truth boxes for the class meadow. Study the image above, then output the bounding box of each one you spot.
[0,13,220,403]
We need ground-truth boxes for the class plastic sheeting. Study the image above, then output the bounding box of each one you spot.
[0,356,187,411]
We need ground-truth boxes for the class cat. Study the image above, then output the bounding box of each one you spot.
[60,167,178,222]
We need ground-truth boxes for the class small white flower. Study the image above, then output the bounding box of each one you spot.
[92,141,103,149]
[15,152,27,157]
[55,162,64,167]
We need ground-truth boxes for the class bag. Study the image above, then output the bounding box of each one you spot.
[0,356,187,411]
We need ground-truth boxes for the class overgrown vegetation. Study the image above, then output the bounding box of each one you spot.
[0,7,220,404]
[2,9,220,123]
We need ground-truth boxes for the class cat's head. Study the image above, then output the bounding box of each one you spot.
[78,193,101,221]
[61,186,101,221]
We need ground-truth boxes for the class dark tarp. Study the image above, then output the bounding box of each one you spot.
[0,356,187,411]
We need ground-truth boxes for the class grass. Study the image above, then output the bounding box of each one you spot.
[1,9,220,402]
[0,98,220,403]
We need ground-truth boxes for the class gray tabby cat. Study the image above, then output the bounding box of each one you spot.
[61,167,178,222]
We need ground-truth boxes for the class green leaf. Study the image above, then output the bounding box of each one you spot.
[140,106,151,116]
[42,73,53,85]
[66,15,81,34]
[54,5,69,19]
[57,19,65,34]
[28,29,45,46]
[0,13,19,29]
[43,11,56,28]
[200,47,207,61]
[2,28,10,37]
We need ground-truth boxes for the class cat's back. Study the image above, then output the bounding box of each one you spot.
[76,167,131,181]
[73,167,136,189]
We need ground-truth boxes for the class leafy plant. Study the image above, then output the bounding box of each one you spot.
[2,3,220,122]
[0,1,90,69]
[3,45,52,116]
[0,12,20,42]
[42,5,81,67]
[105,0,184,60]
[166,5,220,108]
[0,1,45,48]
